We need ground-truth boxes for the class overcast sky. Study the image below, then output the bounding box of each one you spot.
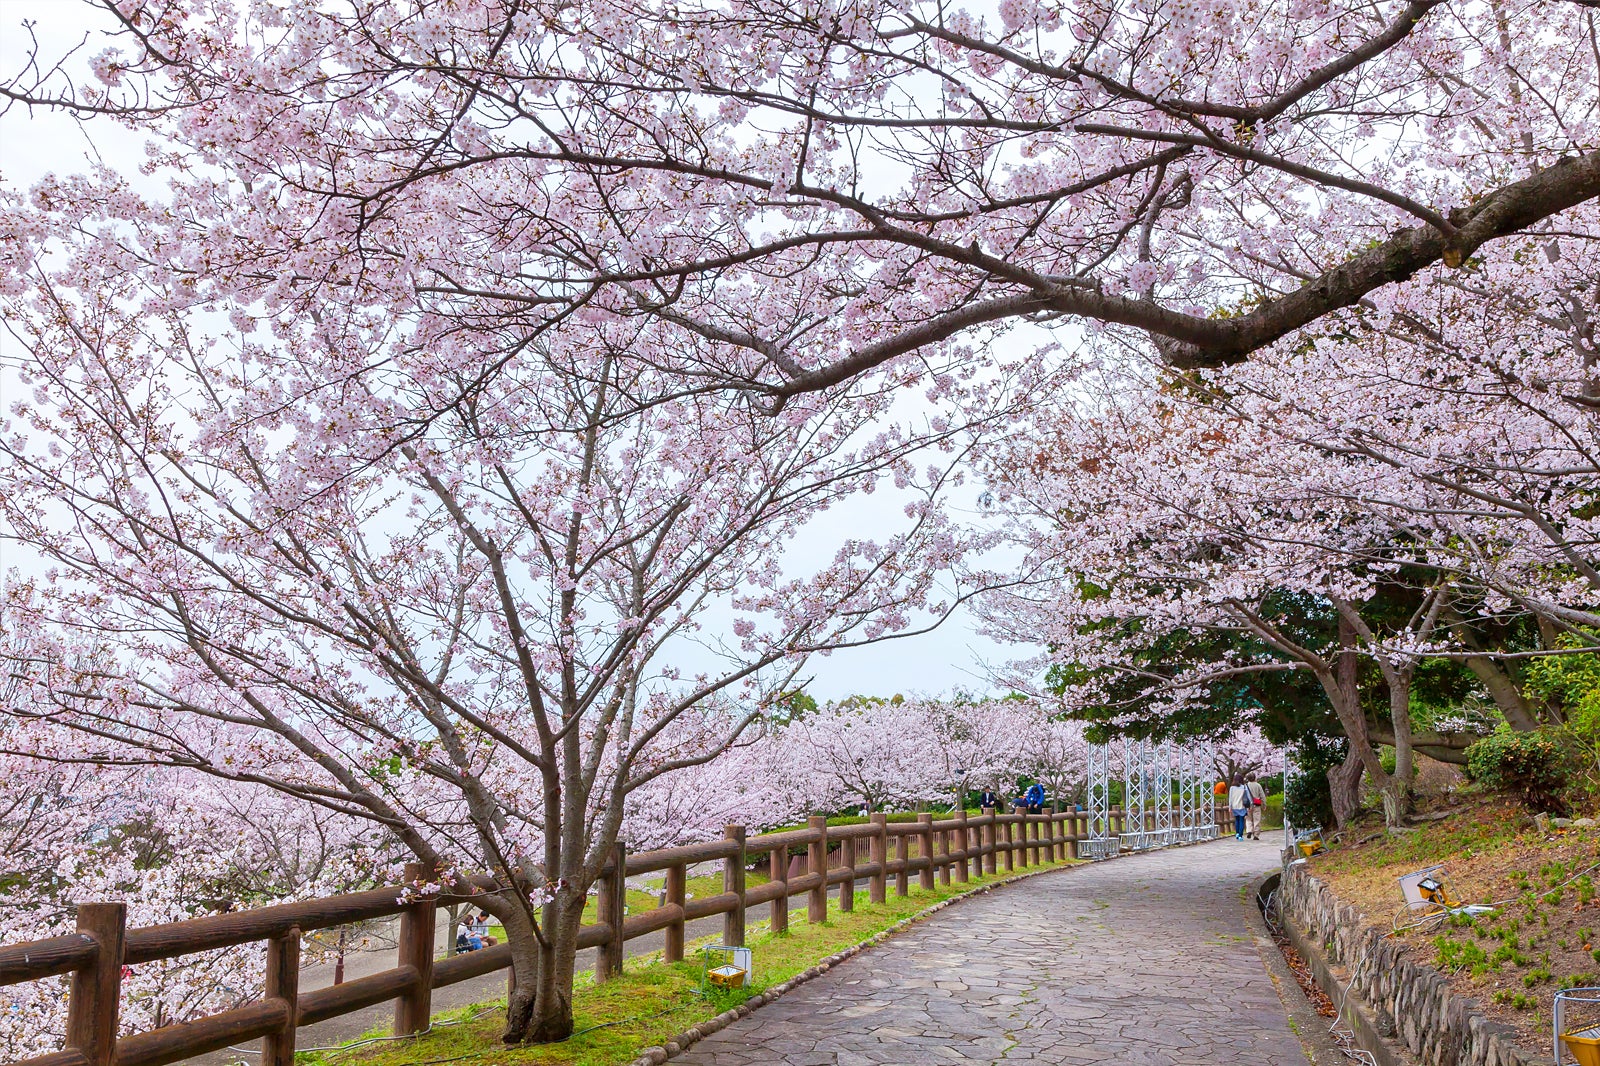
[0,0,1041,702]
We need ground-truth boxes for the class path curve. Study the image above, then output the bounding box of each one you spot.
[675,836,1306,1066]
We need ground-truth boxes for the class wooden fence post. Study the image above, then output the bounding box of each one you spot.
[724,826,746,947]
[1002,812,1015,872]
[595,844,627,981]
[917,813,935,890]
[807,815,828,923]
[894,825,909,897]
[953,811,969,883]
[838,834,855,912]
[972,811,986,880]
[666,862,686,961]
[1049,803,1061,862]
[868,813,887,905]
[263,927,300,1066]
[980,807,996,875]
[936,822,951,886]
[396,863,436,1032]
[1013,805,1028,867]
[768,846,789,935]
[65,902,125,1066]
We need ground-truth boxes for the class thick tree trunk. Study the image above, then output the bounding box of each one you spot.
[1329,613,1395,821]
[498,905,546,1044]
[1365,719,1472,765]
[1329,746,1365,829]
[528,920,577,1043]
[523,889,584,1043]
[1446,614,1544,730]
[1382,669,1417,827]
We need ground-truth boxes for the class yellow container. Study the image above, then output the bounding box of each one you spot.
[707,963,747,989]
[1297,838,1324,858]
[1563,1026,1600,1066]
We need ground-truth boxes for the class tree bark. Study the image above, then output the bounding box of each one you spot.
[1380,667,1417,826]
[528,903,579,1043]
[1460,655,1541,731]
[497,904,547,1044]
[1329,746,1366,828]
[1364,720,1472,765]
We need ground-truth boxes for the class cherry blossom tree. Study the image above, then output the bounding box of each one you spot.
[1014,711,1090,807]
[978,245,1597,826]
[0,234,1002,1044]
[618,712,800,848]
[2,0,1593,414]
[775,698,951,813]
[1212,727,1282,786]
[918,696,1031,809]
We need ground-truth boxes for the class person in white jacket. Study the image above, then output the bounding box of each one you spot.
[1227,774,1250,840]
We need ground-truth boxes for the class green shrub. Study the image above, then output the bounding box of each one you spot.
[1464,728,1570,815]
[1261,793,1284,829]
[1284,734,1347,831]
[1526,634,1600,744]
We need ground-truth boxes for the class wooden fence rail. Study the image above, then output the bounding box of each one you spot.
[1,805,1227,1066]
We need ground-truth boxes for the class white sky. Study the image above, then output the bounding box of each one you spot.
[0,0,1039,702]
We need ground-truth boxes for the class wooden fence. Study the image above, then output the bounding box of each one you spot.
[1,804,1222,1066]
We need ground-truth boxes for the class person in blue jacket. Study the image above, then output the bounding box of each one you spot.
[1021,782,1046,815]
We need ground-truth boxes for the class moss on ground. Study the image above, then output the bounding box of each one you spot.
[302,860,1074,1066]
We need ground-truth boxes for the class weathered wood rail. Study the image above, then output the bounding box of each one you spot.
[1,804,1219,1066]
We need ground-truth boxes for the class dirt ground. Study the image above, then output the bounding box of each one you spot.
[1308,788,1600,1046]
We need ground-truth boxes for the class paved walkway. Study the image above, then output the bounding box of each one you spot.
[676,836,1305,1066]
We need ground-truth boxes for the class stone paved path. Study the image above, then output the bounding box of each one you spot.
[676,836,1305,1066]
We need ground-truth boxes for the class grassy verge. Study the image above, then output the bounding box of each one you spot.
[302,860,1074,1066]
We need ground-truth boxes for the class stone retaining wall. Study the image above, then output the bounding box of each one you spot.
[1279,862,1551,1066]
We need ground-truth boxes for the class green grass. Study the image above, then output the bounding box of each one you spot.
[303,860,1074,1066]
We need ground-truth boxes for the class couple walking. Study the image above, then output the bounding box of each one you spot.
[1228,773,1266,840]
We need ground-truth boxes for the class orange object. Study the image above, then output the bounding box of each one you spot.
[1213,781,1227,796]
[1563,1027,1600,1066]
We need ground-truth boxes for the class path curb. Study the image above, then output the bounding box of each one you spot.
[1246,870,1346,1066]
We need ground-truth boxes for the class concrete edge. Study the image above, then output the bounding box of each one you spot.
[1246,871,1347,1066]
[1275,869,1421,1066]
[628,839,1231,1065]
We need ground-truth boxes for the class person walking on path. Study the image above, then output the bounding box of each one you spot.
[1243,772,1266,840]
[1227,773,1250,840]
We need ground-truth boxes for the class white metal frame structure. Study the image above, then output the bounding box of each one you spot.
[1153,740,1174,847]
[1200,740,1218,839]
[1175,745,1198,843]
[1080,736,1225,856]
[1120,738,1154,851]
[1282,743,1297,854]
[1081,741,1119,859]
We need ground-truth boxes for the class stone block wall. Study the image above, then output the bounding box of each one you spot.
[1279,862,1552,1066]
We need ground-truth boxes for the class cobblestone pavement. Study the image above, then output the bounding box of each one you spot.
[675,836,1305,1066]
